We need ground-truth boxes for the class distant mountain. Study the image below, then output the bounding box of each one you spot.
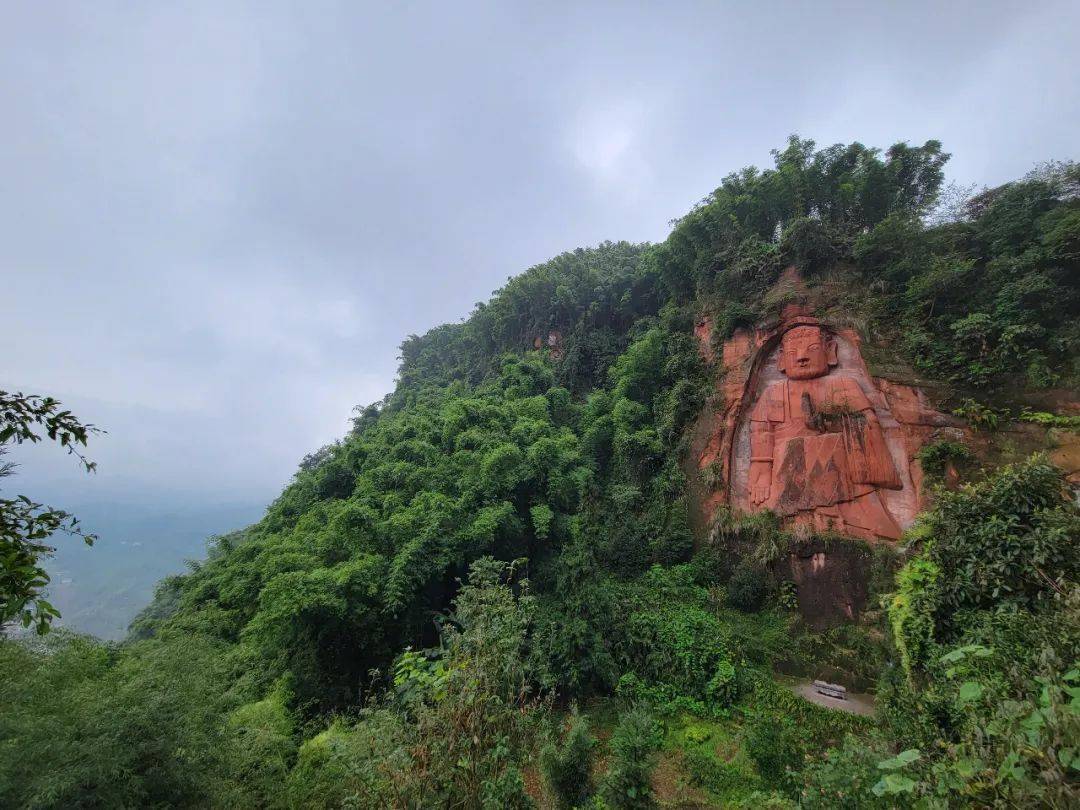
[42,500,263,640]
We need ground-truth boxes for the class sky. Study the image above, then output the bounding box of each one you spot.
[4,0,1079,511]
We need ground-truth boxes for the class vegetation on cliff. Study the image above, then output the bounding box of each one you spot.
[2,137,1078,808]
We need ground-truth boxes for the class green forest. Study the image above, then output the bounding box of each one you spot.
[2,137,1078,808]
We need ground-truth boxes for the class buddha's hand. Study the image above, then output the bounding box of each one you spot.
[751,484,770,505]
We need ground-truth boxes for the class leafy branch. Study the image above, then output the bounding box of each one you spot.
[0,494,97,632]
[0,390,101,633]
[0,390,103,472]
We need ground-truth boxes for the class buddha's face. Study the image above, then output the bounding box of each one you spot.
[779,326,832,380]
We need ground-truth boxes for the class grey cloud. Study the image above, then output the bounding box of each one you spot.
[4,0,1078,508]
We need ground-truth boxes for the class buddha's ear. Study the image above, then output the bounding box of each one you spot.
[826,337,839,366]
[777,343,787,373]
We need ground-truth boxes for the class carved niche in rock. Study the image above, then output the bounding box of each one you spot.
[741,320,904,540]
[705,315,938,548]
[688,307,961,626]
[689,307,961,545]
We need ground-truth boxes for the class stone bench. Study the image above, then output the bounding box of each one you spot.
[813,680,847,700]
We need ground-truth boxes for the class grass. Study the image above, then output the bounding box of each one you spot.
[661,711,763,805]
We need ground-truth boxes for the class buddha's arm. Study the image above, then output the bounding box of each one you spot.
[850,403,902,488]
[749,415,773,505]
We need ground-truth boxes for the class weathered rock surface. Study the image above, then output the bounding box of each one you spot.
[532,330,564,360]
[686,296,967,629]
[774,536,873,631]
[691,304,959,544]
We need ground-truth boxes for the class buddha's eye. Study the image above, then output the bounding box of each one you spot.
[808,344,819,350]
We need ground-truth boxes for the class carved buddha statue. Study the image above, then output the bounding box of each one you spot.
[748,324,903,540]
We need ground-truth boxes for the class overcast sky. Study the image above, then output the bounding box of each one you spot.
[4,1,1078,510]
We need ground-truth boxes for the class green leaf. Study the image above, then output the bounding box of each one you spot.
[957,681,983,703]
[998,751,1024,781]
[878,749,921,770]
[872,774,917,796]
[955,758,980,778]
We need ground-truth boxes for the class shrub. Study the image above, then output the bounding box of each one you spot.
[700,459,724,491]
[614,671,713,717]
[951,398,1002,431]
[730,791,797,809]
[877,458,1080,805]
[800,734,894,809]
[709,508,786,567]
[1018,407,1080,430]
[706,660,739,707]
[683,747,748,796]
[776,580,798,611]
[599,707,663,809]
[399,558,537,809]
[890,457,1079,678]
[889,556,941,680]
[541,709,595,809]
[916,439,973,481]
[727,564,767,612]
[286,714,405,809]
[683,724,712,744]
[310,558,540,809]
[923,456,1079,626]
[744,716,804,795]
[225,681,296,807]
[610,565,733,705]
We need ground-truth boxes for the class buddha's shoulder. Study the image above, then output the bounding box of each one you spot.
[824,375,870,402]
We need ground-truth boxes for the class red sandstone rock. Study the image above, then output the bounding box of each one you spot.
[746,324,903,540]
[533,330,564,360]
[693,312,955,543]
[694,316,715,364]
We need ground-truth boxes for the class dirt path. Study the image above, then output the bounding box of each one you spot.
[789,681,876,716]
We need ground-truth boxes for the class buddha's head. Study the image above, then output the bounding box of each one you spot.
[777,325,836,380]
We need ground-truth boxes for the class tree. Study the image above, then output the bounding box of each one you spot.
[541,707,595,808]
[0,391,100,632]
[600,706,663,809]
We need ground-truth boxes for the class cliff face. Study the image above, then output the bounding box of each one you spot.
[686,273,972,627]
[686,277,1078,630]
[691,308,960,532]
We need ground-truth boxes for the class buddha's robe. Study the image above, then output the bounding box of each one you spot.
[750,375,902,540]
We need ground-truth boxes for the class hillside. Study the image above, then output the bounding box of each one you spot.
[2,137,1078,808]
